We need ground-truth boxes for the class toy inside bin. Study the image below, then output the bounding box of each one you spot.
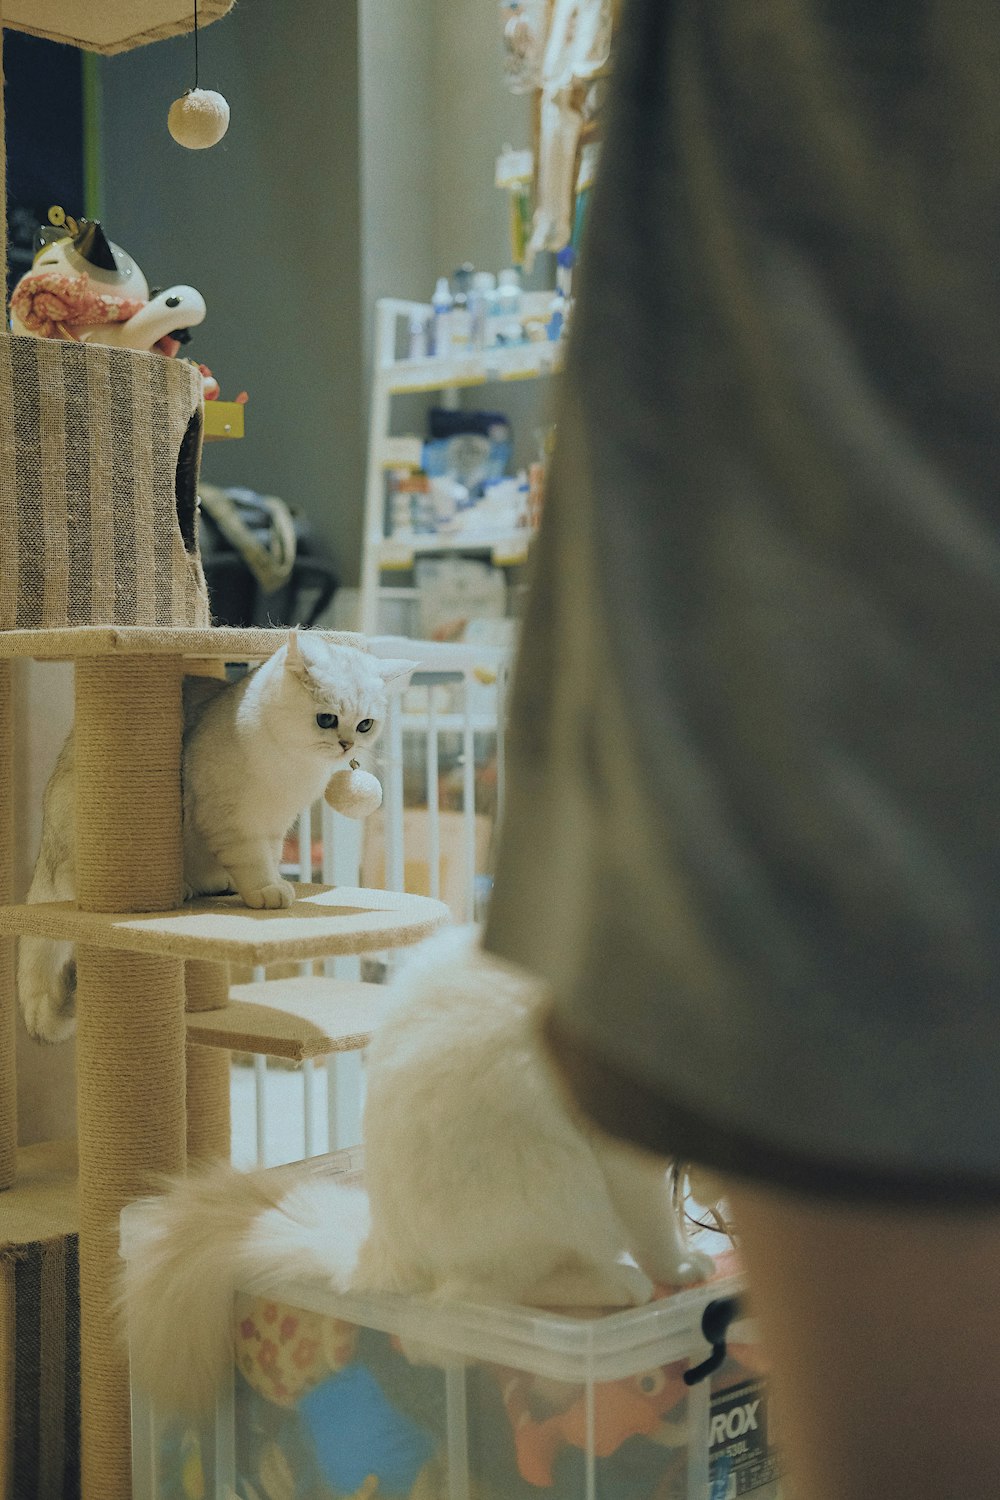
[122,1149,783,1500]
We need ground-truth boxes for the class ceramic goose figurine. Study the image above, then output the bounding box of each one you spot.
[9,219,206,356]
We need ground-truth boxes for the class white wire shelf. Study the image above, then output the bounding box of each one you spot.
[376,530,533,567]
[379,343,563,394]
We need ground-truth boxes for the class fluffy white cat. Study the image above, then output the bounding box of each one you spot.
[119,927,715,1415]
[18,630,415,1043]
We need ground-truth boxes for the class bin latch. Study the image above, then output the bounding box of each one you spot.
[683,1295,743,1386]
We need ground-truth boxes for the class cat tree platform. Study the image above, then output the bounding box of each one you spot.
[186,975,397,1061]
[0,628,448,1500]
[0,623,365,661]
[0,884,447,966]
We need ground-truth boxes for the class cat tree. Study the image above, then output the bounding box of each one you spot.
[0,13,449,1499]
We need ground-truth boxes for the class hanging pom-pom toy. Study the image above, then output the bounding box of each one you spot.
[168,89,230,149]
[324,761,383,820]
[168,0,231,150]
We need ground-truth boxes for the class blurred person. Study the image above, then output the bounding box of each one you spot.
[486,2,1000,1496]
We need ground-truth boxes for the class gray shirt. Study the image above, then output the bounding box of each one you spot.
[486,0,1000,1200]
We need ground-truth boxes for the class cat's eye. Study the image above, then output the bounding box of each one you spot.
[316,713,338,730]
[357,719,374,734]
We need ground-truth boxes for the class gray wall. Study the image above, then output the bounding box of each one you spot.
[100,0,533,587]
[358,0,436,334]
[430,0,526,278]
[100,0,365,582]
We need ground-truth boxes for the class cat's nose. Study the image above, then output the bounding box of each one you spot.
[339,738,354,752]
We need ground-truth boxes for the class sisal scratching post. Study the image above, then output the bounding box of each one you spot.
[76,950,184,1500]
[73,656,186,1500]
[181,658,230,1164]
[185,960,231,1163]
[74,658,184,912]
[0,663,15,1193]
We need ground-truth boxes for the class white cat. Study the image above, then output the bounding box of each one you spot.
[119,927,715,1415]
[18,630,416,1043]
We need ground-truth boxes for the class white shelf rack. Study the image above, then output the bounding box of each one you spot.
[359,298,561,635]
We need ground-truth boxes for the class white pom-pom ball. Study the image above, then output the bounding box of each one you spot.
[168,89,231,150]
[324,765,383,820]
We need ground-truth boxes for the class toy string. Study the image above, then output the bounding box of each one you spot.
[193,0,200,89]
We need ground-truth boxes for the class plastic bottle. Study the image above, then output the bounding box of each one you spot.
[449,265,474,354]
[450,299,472,354]
[485,278,505,349]
[431,277,453,359]
[409,470,435,534]
[548,245,575,344]
[517,474,531,527]
[547,287,566,342]
[469,272,496,352]
[497,267,523,346]
[408,310,429,361]
[556,244,575,298]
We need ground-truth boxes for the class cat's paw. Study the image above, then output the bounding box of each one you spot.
[21,962,77,1045]
[612,1262,657,1305]
[531,1260,655,1307]
[240,880,295,910]
[665,1248,716,1286]
[22,1000,77,1045]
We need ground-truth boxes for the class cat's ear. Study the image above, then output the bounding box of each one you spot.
[376,657,420,691]
[284,627,309,681]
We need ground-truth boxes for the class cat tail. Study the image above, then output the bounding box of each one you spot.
[17,934,77,1044]
[118,1162,370,1415]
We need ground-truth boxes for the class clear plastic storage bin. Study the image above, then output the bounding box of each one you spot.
[122,1151,781,1500]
